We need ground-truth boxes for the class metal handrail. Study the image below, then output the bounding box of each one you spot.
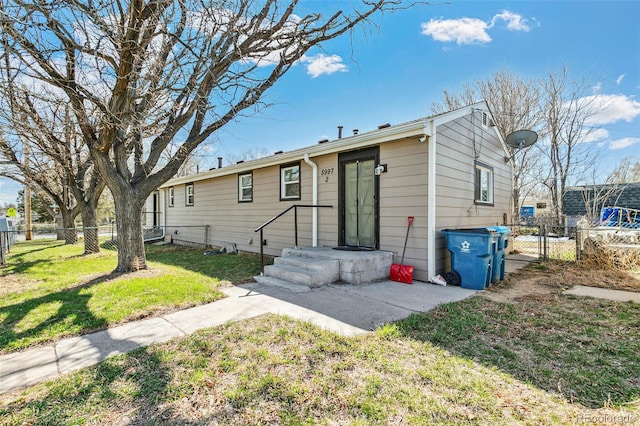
[255,204,333,271]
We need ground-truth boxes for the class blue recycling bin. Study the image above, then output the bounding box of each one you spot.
[486,226,512,283]
[441,228,498,290]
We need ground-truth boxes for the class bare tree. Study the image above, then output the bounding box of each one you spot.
[608,156,640,183]
[224,147,272,165]
[578,179,625,225]
[578,156,640,223]
[539,68,600,224]
[432,69,543,222]
[0,94,105,252]
[0,0,414,272]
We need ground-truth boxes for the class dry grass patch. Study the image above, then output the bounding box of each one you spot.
[581,237,640,270]
[486,261,640,304]
[3,314,630,425]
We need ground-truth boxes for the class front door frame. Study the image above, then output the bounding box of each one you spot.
[338,146,380,248]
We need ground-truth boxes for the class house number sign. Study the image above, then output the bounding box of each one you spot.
[320,167,334,183]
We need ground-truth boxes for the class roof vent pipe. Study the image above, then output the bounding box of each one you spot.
[217,157,223,168]
[338,125,343,139]
[353,129,359,135]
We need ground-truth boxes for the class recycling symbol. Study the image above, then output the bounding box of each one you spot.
[461,241,471,253]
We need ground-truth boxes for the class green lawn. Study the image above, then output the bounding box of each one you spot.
[397,295,640,409]
[0,240,264,353]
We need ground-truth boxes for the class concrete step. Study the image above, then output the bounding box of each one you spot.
[252,275,311,293]
[275,256,340,279]
[281,247,393,284]
[263,263,332,288]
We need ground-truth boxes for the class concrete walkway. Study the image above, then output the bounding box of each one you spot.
[0,280,475,395]
[563,285,640,303]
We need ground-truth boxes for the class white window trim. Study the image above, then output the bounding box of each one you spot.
[185,183,194,206]
[238,172,253,202]
[280,164,300,200]
[168,187,175,207]
[475,162,494,205]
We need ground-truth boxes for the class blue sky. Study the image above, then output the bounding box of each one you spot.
[1,0,639,206]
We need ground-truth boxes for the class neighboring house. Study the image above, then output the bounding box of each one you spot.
[563,182,640,225]
[146,101,513,282]
[519,198,552,217]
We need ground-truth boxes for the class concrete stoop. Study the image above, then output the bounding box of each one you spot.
[253,246,394,291]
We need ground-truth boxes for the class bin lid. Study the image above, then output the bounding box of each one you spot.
[442,228,497,234]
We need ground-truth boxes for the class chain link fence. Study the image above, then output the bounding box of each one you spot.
[0,224,211,265]
[509,219,640,269]
[509,223,579,262]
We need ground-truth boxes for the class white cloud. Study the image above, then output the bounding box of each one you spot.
[592,82,602,93]
[421,17,491,45]
[421,11,530,45]
[609,137,640,150]
[489,10,531,31]
[582,128,609,143]
[302,54,348,78]
[583,94,640,125]
[616,74,625,85]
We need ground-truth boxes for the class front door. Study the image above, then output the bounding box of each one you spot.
[339,148,379,248]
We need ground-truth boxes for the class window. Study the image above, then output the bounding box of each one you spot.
[168,187,175,207]
[474,162,493,205]
[280,163,300,200]
[185,183,194,206]
[238,172,253,202]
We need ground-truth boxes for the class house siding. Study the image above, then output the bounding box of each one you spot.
[434,116,511,275]
[165,164,314,255]
[378,139,429,281]
[152,102,512,284]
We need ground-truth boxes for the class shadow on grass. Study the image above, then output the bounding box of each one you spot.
[0,276,111,352]
[0,345,177,424]
[144,244,271,284]
[1,241,68,275]
[394,295,640,409]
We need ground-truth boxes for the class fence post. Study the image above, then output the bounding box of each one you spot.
[0,232,5,265]
[542,224,548,261]
[576,225,582,262]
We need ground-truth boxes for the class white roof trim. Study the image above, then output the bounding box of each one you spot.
[160,101,494,188]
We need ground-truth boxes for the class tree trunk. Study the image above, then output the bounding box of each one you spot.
[61,210,78,244]
[80,206,100,254]
[512,186,520,224]
[55,214,64,240]
[113,195,146,272]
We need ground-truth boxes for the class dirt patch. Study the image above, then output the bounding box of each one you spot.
[482,261,640,304]
[70,268,164,289]
[0,275,42,297]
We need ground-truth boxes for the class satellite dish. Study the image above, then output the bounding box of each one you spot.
[504,129,538,163]
[506,129,538,150]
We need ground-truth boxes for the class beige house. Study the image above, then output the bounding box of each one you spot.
[146,102,513,282]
